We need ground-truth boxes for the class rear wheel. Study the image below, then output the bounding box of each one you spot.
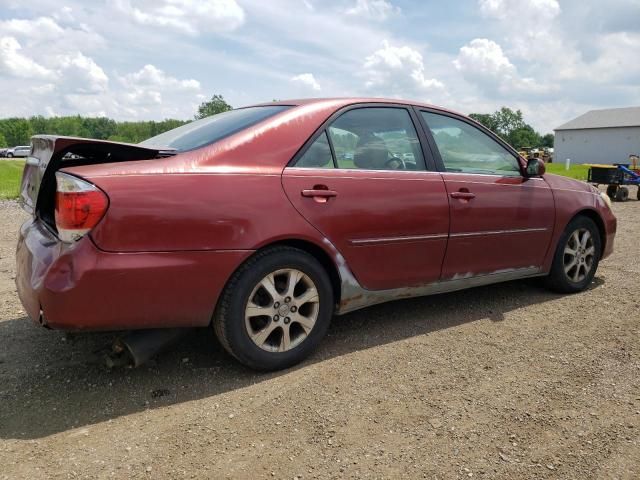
[606,185,617,198]
[545,216,601,293]
[637,187,640,201]
[213,246,333,371]
[615,186,629,202]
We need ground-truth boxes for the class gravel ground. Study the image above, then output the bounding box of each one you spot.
[0,195,638,479]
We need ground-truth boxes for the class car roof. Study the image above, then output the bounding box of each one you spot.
[252,97,464,117]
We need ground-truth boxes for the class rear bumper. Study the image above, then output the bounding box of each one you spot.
[16,219,252,331]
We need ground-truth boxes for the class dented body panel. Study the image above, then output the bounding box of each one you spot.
[16,218,252,330]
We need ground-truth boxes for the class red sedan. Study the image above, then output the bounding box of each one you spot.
[16,98,616,370]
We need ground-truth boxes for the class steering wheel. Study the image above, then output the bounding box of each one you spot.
[384,156,407,170]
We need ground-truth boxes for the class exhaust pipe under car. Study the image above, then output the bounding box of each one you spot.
[105,328,189,368]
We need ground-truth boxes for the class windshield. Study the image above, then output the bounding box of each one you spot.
[139,105,291,152]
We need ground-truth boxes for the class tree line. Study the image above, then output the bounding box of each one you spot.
[469,107,553,149]
[0,96,551,150]
[0,95,233,148]
[0,116,189,147]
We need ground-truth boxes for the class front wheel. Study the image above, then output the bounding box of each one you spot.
[6,152,13,158]
[213,246,334,371]
[545,216,601,293]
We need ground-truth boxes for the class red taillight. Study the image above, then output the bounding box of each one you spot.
[54,172,108,243]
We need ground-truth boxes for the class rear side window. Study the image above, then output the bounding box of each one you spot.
[140,105,291,152]
[421,111,521,176]
[296,132,335,168]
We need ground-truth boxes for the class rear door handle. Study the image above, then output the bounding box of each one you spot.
[301,188,338,203]
[301,189,338,198]
[450,191,476,200]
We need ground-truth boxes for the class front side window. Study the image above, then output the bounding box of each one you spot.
[326,107,426,171]
[140,105,291,152]
[421,111,521,176]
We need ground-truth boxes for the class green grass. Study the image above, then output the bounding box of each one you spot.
[0,159,25,199]
[544,162,590,180]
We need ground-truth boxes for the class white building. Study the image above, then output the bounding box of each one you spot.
[554,106,640,165]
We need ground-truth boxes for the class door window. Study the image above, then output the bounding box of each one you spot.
[421,112,521,176]
[327,107,426,171]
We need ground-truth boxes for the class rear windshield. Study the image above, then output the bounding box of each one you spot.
[139,105,291,152]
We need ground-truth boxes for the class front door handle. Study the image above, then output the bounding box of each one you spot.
[450,191,476,200]
[301,188,338,203]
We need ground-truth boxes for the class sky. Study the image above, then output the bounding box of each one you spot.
[0,0,639,133]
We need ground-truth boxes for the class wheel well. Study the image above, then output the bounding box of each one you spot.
[256,239,342,306]
[573,209,606,256]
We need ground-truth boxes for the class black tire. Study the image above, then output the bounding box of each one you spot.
[615,186,629,202]
[6,153,13,158]
[545,216,601,293]
[213,246,334,371]
[606,185,617,198]
[637,187,640,201]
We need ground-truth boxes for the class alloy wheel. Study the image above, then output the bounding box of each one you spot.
[563,228,595,283]
[244,268,320,352]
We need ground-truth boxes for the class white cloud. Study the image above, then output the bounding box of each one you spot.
[57,52,109,93]
[0,37,55,79]
[590,32,640,83]
[116,64,202,117]
[0,16,64,41]
[290,73,321,91]
[479,0,560,22]
[123,64,201,91]
[115,0,245,35]
[454,38,551,96]
[345,0,400,21]
[454,38,515,80]
[363,41,444,96]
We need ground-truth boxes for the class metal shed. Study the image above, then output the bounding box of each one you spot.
[554,106,640,165]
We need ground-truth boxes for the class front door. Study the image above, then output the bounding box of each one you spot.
[282,106,450,290]
[419,110,555,279]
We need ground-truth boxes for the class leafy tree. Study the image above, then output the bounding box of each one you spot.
[540,133,554,148]
[469,107,549,149]
[0,116,189,146]
[507,126,541,150]
[469,113,498,132]
[0,118,33,146]
[194,94,232,120]
[0,132,7,148]
[492,107,526,138]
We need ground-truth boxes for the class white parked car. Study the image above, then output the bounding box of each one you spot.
[6,145,31,158]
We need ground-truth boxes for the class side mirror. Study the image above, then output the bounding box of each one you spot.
[526,158,546,177]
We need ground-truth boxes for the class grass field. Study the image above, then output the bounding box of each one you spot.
[0,158,593,200]
[545,162,590,180]
[0,159,25,200]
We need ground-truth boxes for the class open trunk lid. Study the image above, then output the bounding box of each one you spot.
[19,135,173,217]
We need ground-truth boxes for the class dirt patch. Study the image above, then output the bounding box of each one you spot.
[1,197,638,479]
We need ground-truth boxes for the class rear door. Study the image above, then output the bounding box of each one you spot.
[418,110,555,279]
[282,105,449,291]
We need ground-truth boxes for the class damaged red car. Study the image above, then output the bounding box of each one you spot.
[16,98,616,370]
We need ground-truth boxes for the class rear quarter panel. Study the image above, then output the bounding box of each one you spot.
[85,170,329,252]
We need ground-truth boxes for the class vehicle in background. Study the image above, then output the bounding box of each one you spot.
[15,98,616,371]
[6,145,31,158]
[519,146,553,164]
